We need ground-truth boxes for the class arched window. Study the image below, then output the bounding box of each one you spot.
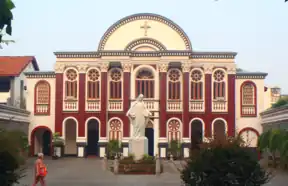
[65,69,78,99]
[167,69,181,100]
[190,69,204,100]
[213,70,226,100]
[135,68,154,98]
[167,119,181,141]
[34,81,50,115]
[241,82,257,116]
[87,69,100,99]
[109,119,122,140]
[109,68,122,99]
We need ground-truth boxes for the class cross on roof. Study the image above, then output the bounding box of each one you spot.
[140,21,151,36]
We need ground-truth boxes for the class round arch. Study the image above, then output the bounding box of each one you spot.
[107,117,123,140]
[131,64,158,99]
[238,127,260,147]
[62,116,79,140]
[211,117,228,136]
[189,118,205,140]
[239,127,260,137]
[85,117,101,139]
[124,38,167,51]
[63,66,79,75]
[166,117,183,140]
[98,13,192,51]
[30,126,53,156]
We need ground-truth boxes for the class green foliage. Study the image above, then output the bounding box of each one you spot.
[258,129,288,168]
[181,136,271,186]
[271,97,288,108]
[168,139,181,158]
[107,140,121,158]
[0,0,15,43]
[142,154,153,160]
[0,129,26,186]
[52,132,64,146]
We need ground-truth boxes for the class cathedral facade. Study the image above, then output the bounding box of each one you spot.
[26,13,267,158]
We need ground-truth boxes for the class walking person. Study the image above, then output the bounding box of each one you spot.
[32,153,47,186]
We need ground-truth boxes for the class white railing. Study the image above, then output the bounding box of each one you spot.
[35,104,49,114]
[86,100,100,111]
[63,100,78,111]
[242,105,256,116]
[108,100,123,111]
[167,100,182,111]
[189,100,204,112]
[212,100,227,112]
[130,99,158,111]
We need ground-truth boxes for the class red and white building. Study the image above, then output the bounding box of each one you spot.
[25,13,269,158]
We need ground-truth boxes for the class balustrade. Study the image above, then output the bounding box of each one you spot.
[130,99,158,111]
[167,100,182,111]
[86,100,100,111]
[35,104,49,114]
[212,100,227,112]
[108,100,123,111]
[189,100,204,112]
[63,100,78,111]
[241,105,256,116]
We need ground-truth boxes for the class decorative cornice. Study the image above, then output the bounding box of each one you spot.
[181,62,191,72]
[203,64,214,74]
[25,71,55,78]
[124,38,167,51]
[54,64,66,73]
[236,75,267,79]
[54,51,237,59]
[121,63,132,72]
[97,13,192,51]
[76,64,88,73]
[158,63,168,72]
[100,63,109,72]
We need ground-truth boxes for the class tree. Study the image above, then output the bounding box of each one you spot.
[0,0,15,44]
[272,97,288,108]
[181,136,271,186]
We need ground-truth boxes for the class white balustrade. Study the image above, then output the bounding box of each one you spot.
[242,105,256,116]
[108,100,123,111]
[35,104,49,114]
[212,101,227,112]
[86,100,100,111]
[189,100,204,112]
[167,100,182,111]
[63,100,78,111]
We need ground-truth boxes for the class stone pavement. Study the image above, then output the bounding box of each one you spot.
[16,158,288,186]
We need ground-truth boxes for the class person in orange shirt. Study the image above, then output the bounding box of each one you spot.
[32,153,47,186]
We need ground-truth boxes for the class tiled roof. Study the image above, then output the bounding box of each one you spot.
[0,56,39,77]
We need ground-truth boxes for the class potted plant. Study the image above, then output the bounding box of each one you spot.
[107,139,121,159]
[52,132,64,159]
[167,140,181,160]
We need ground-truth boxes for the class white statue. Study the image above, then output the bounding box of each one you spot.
[126,94,152,139]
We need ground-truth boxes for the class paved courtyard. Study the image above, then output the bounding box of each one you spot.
[17,157,288,186]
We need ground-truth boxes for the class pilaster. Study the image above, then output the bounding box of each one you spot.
[181,62,191,138]
[158,63,168,138]
[100,63,109,138]
[203,64,213,137]
[227,65,236,136]
[121,62,132,137]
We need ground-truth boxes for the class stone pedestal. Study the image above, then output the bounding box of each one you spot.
[129,137,148,160]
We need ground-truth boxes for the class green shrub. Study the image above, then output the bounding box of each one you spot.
[181,136,271,186]
[0,129,26,186]
[107,140,121,158]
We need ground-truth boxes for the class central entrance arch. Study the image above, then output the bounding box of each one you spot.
[86,118,100,156]
[145,120,154,156]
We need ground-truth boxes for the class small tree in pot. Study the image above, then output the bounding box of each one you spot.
[52,132,64,159]
[107,140,121,159]
[181,136,271,186]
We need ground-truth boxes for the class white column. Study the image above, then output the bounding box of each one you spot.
[154,112,159,156]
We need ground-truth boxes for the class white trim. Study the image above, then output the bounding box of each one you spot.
[189,117,205,141]
[108,68,123,100]
[107,117,123,140]
[166,68,183,100]
[189,68,205,101]
[211,117,228,136]
[85,117,101,139]
[131,65,159,100]
[62,116,79,141]
[166,117,183,141]
[85,67,101,99]
[211,68,228,101]
[63,67,79,111]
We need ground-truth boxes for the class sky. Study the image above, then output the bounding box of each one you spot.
[1,0,288,93]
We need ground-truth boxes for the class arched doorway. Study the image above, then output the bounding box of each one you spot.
[213,119,226,141]
[145,120,154,156]
[64,118,77,156]
[190,119,203,150]
[31,126,52,156]
[239,128,259,147]
[86,119,99,156]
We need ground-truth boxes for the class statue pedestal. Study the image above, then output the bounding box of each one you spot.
[129,137,148,160]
